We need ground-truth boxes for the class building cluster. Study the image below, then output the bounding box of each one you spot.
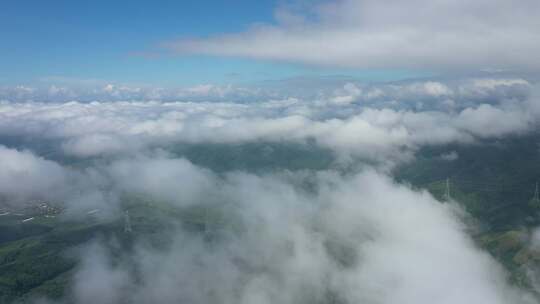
[29,201,63,216]
[0,201,64,222]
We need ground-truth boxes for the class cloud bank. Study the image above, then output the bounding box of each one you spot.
[0,78,537,165]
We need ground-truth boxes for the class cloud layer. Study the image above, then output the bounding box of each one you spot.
[0,78,537,165]
[1,76,540,303]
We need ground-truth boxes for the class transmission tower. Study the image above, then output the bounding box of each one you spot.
[533,182,540,204]
[124,210,132,233]
[203,207,211,238]
[444,178,451,201]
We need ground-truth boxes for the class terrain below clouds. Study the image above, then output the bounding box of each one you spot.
[1,77,540,303]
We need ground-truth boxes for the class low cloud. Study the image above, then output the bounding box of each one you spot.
[53,170,537,303]
[1,77,540,303]
[0,146,68,203]
[0,145,118,216]
[107,155,216,206]
[0,133,538,303]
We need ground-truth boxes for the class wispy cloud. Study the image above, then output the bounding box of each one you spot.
[166,0,540,71]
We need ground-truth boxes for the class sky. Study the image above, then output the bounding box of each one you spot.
[4,0,539,90]
[0,0,538,101]
[0,0,435,87]
[0,0,273,85]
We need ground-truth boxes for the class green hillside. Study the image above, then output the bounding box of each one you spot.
[395,132,540,292]
[396,132,540,229]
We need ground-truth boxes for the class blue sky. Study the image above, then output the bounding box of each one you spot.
[0,0,428,87]
[0,0,272,85]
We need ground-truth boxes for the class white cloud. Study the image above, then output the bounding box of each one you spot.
[472,79,531,90]
[458,78,532,102]
[103,84,115,92]
[167,0,540,71]
[407,81,453,97]
[440,151,459,161]
[0,146,120,215]
[1,91,539,302]
[330,83,363,104]
[0,83,263,103]
[0,145,68,203]
[63,170,537,303]
[107,156,216,206]
[0,79,538,163]
[456,104,532,138]
[61,134,135,157]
